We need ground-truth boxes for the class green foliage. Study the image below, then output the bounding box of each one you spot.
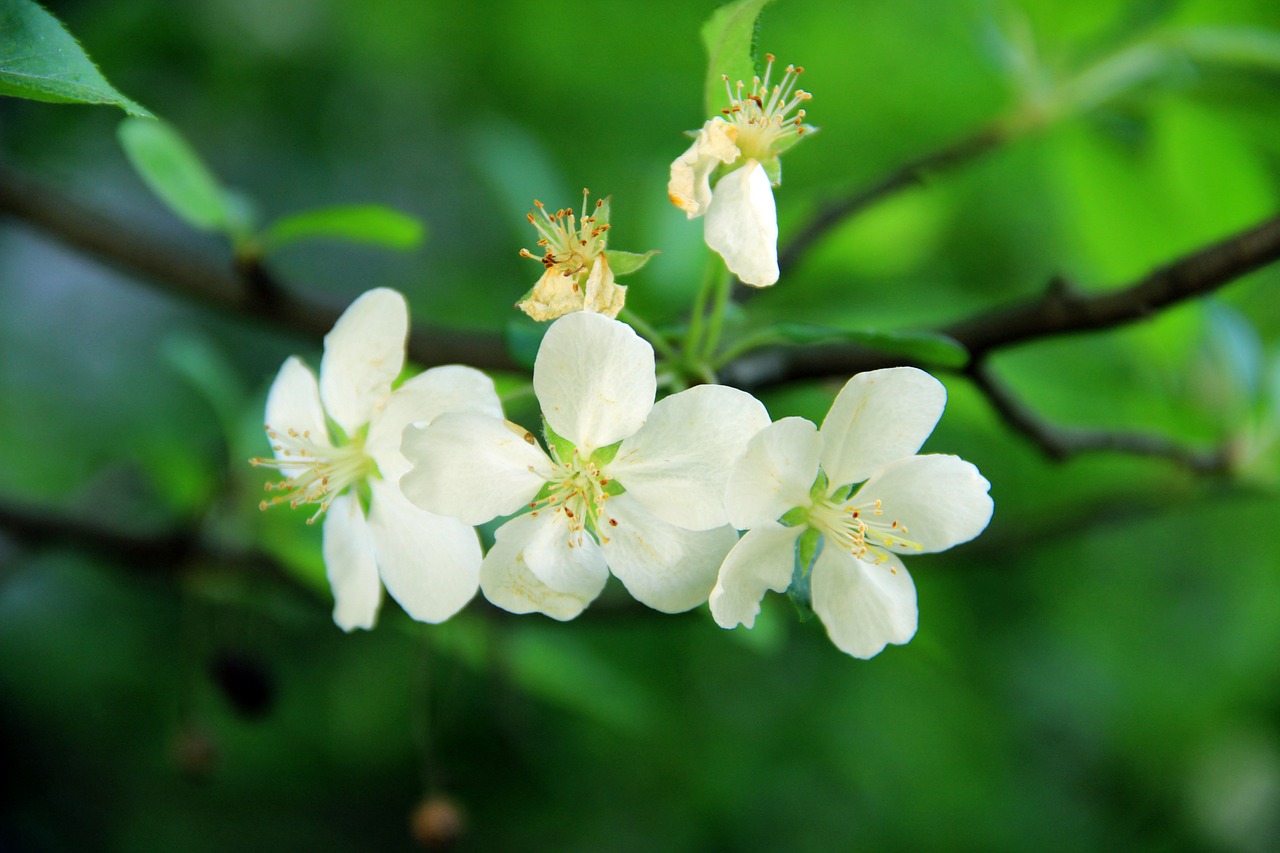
[0,0,150,116]
[260,205,425,253]
[117,117,244,236]
[700,0,774,116]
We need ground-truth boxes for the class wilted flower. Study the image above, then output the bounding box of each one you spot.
[709,367,993,658]
[252,288,501,630]
[669,54,813,287]
[400,311,770,619]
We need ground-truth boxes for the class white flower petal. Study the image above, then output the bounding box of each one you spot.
[704,160,779,287]
[599,493,739,613]
[479,515,606,620]
[505,509,611,599]
[322,492,382,631]
[399,412,551,525]
[533,312,656,452]
[811,547,917,659]
[320,288,408,436]
[610,384,770,531]
[365,365,503,481]
[668,117,740,217]
[858,454,993,553]
[366,480,480,624]
[582,255,626,319]
[709,524,803,629]
[264,356,331,473]
[819,367,947,489]
[725,417,822,530]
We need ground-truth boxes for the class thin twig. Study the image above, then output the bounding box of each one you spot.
[967,361,1230,474]
[777,124,1008,275]
[0,164,520,373]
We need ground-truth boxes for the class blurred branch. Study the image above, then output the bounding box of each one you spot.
[967,362,1230,474]
[0,163,519,372]
[0,497,313,596]
[777,123,1008,275]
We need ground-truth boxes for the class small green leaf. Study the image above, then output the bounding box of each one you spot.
[0,0,151,116]
[261,205,425,253]
[772,323,970,368]
[700,0,774,117]
[118,117,231,233]
[1171,26,1280,73]
[604,249,659,277]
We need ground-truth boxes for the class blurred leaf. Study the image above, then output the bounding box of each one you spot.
[118,117,235,234]
[504,317,546,371]
[604,248,659,277]
[772,323,969,367]
[1171,26,1280,73]
[0,0,151,116]
[261,205,425,253]
[700,0,773,117]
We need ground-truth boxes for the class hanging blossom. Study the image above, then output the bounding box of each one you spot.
[668,54,814,287]
[516,190,655,322]
[709,367,993,659]
[400,311,771,619]
[252,288,502,631]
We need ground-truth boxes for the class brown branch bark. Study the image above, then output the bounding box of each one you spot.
[966,362,1230,474]
[0,164,520,373]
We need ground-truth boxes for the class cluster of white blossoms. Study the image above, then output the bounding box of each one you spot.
[254,54,994,659]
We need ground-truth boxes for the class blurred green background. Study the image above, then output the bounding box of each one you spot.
[3,0,1280,849]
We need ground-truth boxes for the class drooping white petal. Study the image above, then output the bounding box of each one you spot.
[609,384,770,531]
[668,117,740,218]
[322,492,382,631]
[598,493,739,613]
[581,255,626,319]
[819,367,947,489]
[709,524,803,629]
[319,288,408,437]
[264,356,332,472]
[506,509,611,600]
[857,454,993,553]
[811,547,917,659]
[724,417,822,530]
[479,515,607,620]
[533,312,656,452]
[365,479,480,624]
[704,160,779,288]
[399,412,551,525]
[365,365,502,481]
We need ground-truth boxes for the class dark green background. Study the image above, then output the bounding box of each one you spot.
[2,0,1279,849]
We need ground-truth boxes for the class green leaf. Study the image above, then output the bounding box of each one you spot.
[700,0,774,117]
[118,117,232,233]
[1170,26,1280,73]
[0,0,151,116]
[772,323,969,368]
[261,205,426,253]
[604,249,659,277]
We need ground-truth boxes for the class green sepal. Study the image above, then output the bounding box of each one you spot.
[589,440,623,468]
[700,0,775,118]
[354,478,374,517]
[761,155,781,185]
[770,124,818,157]
[808,468,830,502]
[778,506,808,527]
[602,479,627,497]
[788,529,821,622]
[594,195,612,226]
[542,419,577,465]
[830,481,857,503]
[529,480,558,506]
[604,249,660,277]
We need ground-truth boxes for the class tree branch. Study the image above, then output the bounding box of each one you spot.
[777,124,1008,275]
[966,362,1230,474]
[734,211,1280,387]
[0,163,520,373]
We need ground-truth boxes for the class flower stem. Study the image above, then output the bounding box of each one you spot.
[700,267,732,363]
[684,256,724,360]
[619,307,681,365]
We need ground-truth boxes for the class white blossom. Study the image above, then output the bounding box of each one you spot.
[400,311,770,619]
[253,288,501,630]
[709,367,993,658]
[668,55,812,287]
